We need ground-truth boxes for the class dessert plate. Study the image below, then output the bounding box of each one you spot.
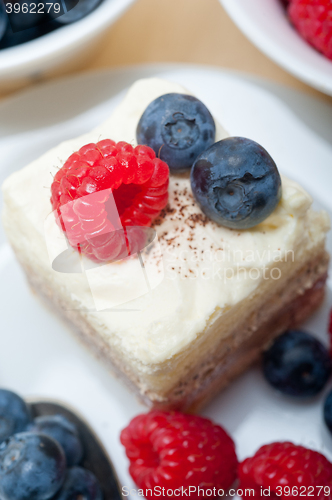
[220,0,332,96]
[1,65,332,494]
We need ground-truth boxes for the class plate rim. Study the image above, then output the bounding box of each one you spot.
[0,62,328,114]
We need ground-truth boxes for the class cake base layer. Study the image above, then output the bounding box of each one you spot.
[160,250,329,412]
[186,272,327,413]
[12,241,329,412]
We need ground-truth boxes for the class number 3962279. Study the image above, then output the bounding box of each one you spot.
[275,486,331,497]
[5,3,61,14]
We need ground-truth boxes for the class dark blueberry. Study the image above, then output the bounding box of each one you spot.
[324,390,332,435]
[0,389,31,444]
[6,1,47,33]
[54,466,103,500]
[190,137,282,229]
[263,330,331,397]
[49,0,102,24]
[0,432,66,500]
[28,414,83,466]
[136,93,216,171]
[0,1,7,42]
[0,21,57,49]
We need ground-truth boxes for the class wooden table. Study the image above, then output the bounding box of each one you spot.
[1,0,332,102]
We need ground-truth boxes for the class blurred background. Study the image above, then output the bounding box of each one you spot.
[1,0,332,101]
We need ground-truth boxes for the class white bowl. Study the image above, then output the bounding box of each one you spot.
[220,0,332,95]
[0,0,136,91]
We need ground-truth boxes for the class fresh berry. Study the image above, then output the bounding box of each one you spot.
[6,0,47,33]
[28,414,83,467]
[289,0,332,60]
[0,2,7,42]
[190,137,281,229]
[53,466,103,500]
[0,389,31,444]
[239,442,332,498]
[0,22,57,49]
[324,389,332,435]
[136,93,215,172]
[50,140,169,262]
[263,330,331,397]
[0,432,66,500]
[120,411,238,499]
[50,0,102,24]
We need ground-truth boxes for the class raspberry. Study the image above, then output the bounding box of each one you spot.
[239,442,332,499]
[120,411,238,499]
[50,140,169,262]
[289,0,332,60]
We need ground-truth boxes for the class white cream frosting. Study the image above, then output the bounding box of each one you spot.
[2,78,330,369]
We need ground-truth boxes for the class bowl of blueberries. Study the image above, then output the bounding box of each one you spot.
[0,388,122,500]
[0,0,136,91]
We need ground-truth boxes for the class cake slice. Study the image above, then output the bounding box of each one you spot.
[2,78,330,411]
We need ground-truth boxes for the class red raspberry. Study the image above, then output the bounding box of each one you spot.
[120,411,238,499]
[289,0,332,60]
[50,140,169,262]
[239,442,332,499]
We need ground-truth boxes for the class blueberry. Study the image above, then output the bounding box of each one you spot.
[49,0,102,24]
[0,389,31,444]
[136,93,215,171]
[0,432,66,500]
[190,137,281,229]
[6,1,47,33]
[0,1,7,42]
[28,414,83,467]
[263,330,331,397]
[324,390,332,435]
[0,22,57,49]
[53,466,103,500]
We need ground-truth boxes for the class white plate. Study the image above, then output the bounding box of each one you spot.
[1,65,332,494]
[220,0,332,96]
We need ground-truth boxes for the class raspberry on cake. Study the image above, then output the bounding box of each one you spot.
[1,78,330,411]
[51,140,169,262]
[120,411,238,498]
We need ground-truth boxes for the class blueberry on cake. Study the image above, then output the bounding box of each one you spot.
[2,78,330,411]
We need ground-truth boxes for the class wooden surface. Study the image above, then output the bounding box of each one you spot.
[2,0,332,101]
[69,0,332,102]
